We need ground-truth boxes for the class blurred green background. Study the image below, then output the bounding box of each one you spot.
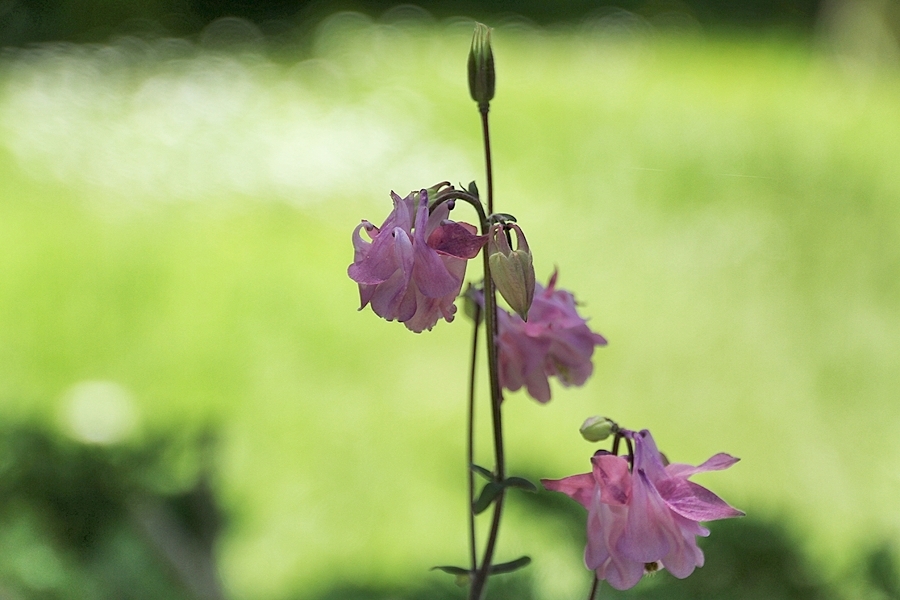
[2,1,900,598]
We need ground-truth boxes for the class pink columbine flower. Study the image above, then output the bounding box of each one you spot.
[495,270,607,402]
[349,188,486,333]
[542,429,743,590]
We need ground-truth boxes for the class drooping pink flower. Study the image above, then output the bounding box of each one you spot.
[542,429,743,590]
[349,188,486,332]
[495,271,607,402]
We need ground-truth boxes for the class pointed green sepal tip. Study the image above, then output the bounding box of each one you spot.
[468,23,495,107]
[580,416,617,442]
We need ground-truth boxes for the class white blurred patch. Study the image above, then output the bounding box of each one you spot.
[0,17,472,206]
[60,380,138,444]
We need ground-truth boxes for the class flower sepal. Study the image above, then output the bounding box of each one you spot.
[488,222,535,321]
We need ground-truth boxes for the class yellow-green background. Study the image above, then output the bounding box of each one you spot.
[1,12,899,599]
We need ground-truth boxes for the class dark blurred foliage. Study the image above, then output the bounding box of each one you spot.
[1,423,898,600]
[303,575,538,600]
[0,0,827,47]
[866,542,900,600]
[511,486,841,600]
[0,422,225,600]
[302,486,900,600]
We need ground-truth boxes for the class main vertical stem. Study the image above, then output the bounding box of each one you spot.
[469,103,505,600]
[481,108,494,215]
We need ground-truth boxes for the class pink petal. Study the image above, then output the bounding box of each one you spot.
[656,478,745,521]
[592,453,631,506]
[631,430,668,485]
[386,191,415,231]
[410,194,461,299]
[591,502,644,590]
[666,453,740,479]
[541,473,595,509]
[427,222,487,259]
[403,292,442,332]
[659,513,705,579]
[424,197,451,236]
[369,268,415,321]
[523,366,552,403]
[348,226,413,285]
[620,469,680,563]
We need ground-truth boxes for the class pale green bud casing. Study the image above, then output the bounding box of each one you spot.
[488,223,535,321]
[468,23,495,108]
[580,416,616,442]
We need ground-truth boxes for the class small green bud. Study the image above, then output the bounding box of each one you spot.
[580,416,616,442]
[488,223,535,321]
[468,23,495,108]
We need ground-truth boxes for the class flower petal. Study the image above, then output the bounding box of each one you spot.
[620,469,680,563]
[349,226,413,285]
[428,222,487,259]
[592,453,631,506]
[666,453,740,479]
[656,478,745,521]
[631,430,668,485]
[590,502,644,591]
[541,473,595,509]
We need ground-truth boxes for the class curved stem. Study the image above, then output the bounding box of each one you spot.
[432,190,488,229]
[466,303,481,574]
[587,575,600,600]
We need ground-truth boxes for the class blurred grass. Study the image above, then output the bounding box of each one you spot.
[1,14,900,599]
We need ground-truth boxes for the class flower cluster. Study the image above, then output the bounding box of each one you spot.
[495,271,607,403]
[348,187,486,333]
[542,428,743,590]
[346,25,744,597]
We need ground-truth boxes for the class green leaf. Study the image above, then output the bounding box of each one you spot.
[489,556,532,575]
[470,463,494,481]
[472,481,504,514]
[502,476,538,493]
[430,565,471,576]
[467,181,479,199]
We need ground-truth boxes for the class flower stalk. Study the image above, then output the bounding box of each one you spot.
[345,20,740,600]
[468,52,506,600]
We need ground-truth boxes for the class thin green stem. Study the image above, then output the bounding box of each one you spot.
[432,190,487,226]
[468,105,504,600]
[466,302,481,575]
[587,576,600,600]
[480,107,494,215]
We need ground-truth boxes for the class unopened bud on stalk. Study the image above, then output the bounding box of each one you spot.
[488,223,535,320]
[580,416,616,442]
[468,23,495,108]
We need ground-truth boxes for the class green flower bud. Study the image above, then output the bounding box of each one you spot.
[580,416,616,442]
[468,23,495,108]
[488,223,535,321]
